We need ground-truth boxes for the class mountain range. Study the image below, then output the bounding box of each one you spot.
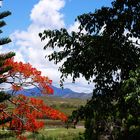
[11,86,92,99]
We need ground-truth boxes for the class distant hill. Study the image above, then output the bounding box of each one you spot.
[9,85,92,99]
[51,86,92,99]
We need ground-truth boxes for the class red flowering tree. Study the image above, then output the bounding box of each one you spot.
[0,3,67,139]
[0,58,67,139]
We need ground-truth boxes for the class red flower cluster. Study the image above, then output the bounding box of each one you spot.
[4,58,53,94]
[9,95,67,134]
[0,58,68,139]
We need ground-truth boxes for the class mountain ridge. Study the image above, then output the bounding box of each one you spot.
[10,85,92,99]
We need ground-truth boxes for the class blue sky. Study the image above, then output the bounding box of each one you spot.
[1,0,113,93]
[2,0,112,36]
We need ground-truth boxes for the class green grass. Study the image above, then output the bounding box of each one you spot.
[0,130,15,140]
[34,96,87,116]
[0,128,85,140]
[42,119,84,128]
[27,128,85,140]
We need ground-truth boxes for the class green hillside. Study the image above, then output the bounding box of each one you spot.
[34,96,87,116]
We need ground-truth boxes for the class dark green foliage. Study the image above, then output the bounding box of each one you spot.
[40,0,140,139]
[0,11,12,45]
[0,11,11,19]
[0,38,11,45]
[0,91,11,103]
[120,68,140,139]
[0,116,12,125]
[0,52,15,60]
[0,6,15,126]
[73,133,85,140]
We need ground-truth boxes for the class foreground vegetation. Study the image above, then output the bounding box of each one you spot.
[0,128,85,140]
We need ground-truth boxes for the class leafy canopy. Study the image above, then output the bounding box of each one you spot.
[40,0,140,139]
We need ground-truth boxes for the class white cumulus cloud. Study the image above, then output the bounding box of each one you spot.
[4,0,93,93]
[30,0,65,29]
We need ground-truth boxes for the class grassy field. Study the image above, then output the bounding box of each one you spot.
[27,128,85,140]
[35,96,87,116]
[0,128,85,140]
[37,96,86,128]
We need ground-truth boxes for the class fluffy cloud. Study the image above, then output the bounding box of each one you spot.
[0,1,2,7]
[10,0,65,83]
[68,21,80,33]
[7,0,93,93]
[30,0,65,29]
